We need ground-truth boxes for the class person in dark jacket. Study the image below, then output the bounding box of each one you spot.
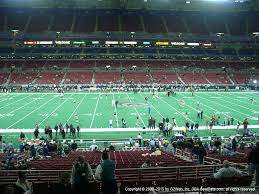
[71,156,95,194]
[232,137,237,152]
[95,152,117,194]
[248,141,259,186]
[51,172,72,194]
[197,145,207,165]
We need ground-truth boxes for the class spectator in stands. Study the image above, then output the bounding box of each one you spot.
[61,128,66,139]
[141,159,151,168]
[243,118,249,135]
[29,145,36,159]
[197,144,207,165]
[95,152,117,194]
[51,172,72,194]
[71,156,95,194]
[77,124,80,138]
[34,124,39,139]
[90,139,98,151]
[48,127,53,140]
[248,141,259,186]
[54,124,58,138]
[71,140,78,151]
[213,160,242,179]
[232,137,237,152]
[149,138,156,151]
[129,137,134,147]
[137,133,142,147]
[71,126,76,139]
[14,171,32,194]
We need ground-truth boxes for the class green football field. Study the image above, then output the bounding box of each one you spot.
[0,91,259,144]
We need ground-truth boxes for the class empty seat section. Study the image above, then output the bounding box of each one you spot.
[124,72,151,84]
[121,15,142,32]
[143,15,166,34]
[51,15,72,31]
[27,15,50,33]
[180,73,208,84]
[10,72,37,84]
[184,14,208,34]
[226,14,246,35]
[35,73,64,84]
[206,15,227,34]
[205,73,231,84]
[151,71,178,84]
[165,15,187,33]
[98,15,118,31]
[95,72,122,84]
[7,13,28,31]
[73,16,96,33]
[64,72,92,84]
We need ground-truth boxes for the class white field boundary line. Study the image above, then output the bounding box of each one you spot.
[0,94,33,110]
[0,94,47,119]
[6,95,58,129]
[113,93,119,128]
[199,93,257,120]
[215,93,259,112]
[38,94,73,126]
[1,125,259,133]
[67,94,87,123]
[90,94,101,128]
[159,97,195,124]
[126,93,146,128]
[3,91,259,95]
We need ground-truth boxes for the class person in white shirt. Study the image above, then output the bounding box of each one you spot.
[109,119,113,128]
[137,133,142,146]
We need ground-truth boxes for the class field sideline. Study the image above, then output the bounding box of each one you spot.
[0,91,258,131]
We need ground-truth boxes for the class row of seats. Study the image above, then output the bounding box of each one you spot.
[1,60,257,69]
[5,71,251,85]
[1,12,259,34]
[29,151,191,170]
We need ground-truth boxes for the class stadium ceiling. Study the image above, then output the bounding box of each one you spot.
[0,0,258,11]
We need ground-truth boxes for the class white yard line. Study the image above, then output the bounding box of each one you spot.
[38,94,73,126]
[177,93,211,119]
[159,97,195,123]
[90,94,101,128]
[198,94,254,119]
[7,95,58,129]
[126,93,146,128]
[67,94,87,122]
[139,93,163,118]
[0,94,33,110]
[0,94,47,119]
[216,93,259,111]
[113,93,119,128]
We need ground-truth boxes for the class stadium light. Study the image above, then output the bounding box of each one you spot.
[253,80,257,84]
[186,1,191,3]
[216,33,224,37]
[252,32,259,36]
